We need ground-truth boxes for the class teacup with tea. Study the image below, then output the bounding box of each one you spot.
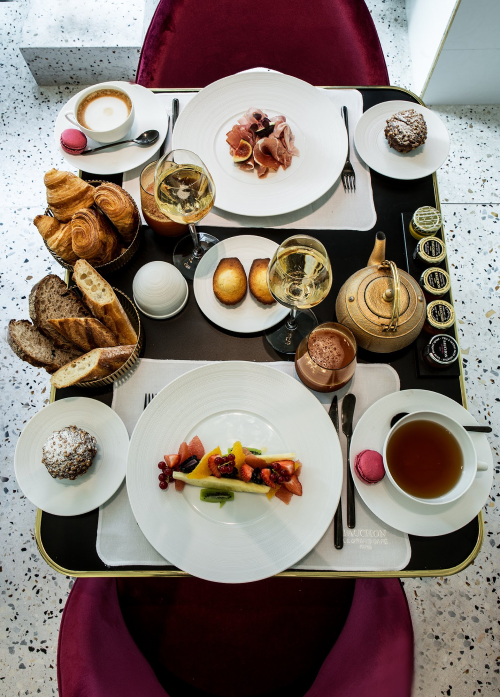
[65,83,135,143]
[383,410,488,505]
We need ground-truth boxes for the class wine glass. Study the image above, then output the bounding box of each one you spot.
[266,235,332,354]
[154,149,218,279]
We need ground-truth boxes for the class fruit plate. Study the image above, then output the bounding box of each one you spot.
[193,235,289,333]
[15,398,129,516]
[126,362,342,583]
[172,71,347,217]
[350,390,493,536]
[354,101,450,180]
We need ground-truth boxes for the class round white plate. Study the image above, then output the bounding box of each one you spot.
[173,72,347,216]
[350,390,493,536]
[193,235,288,333]
[354,101,450,180]
[126,362,342,583]
[15,398,129,516]
[54,82,169,175]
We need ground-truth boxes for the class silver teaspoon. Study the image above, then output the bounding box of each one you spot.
[82,129,159,155]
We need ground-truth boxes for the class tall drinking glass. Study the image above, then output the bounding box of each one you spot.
[266,235,332,353]
[154,149,218,279]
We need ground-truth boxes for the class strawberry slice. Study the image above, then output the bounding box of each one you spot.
[284,474,302,496]
[261,468,276,489]
[164,454,180,469]
[240,464,254,482]
[188,435,205,459]
[208,455,222,478]
[175,479,185,492]
[274,460,295,476]
[275,486,293,505]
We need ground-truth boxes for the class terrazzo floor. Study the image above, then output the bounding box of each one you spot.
[1,1,498,695]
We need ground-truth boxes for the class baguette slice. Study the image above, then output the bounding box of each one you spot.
[50,345,135,388]
[29,274,91,351]
[8,320,81,373]
[72,259,137,345]
[47,317,118,352]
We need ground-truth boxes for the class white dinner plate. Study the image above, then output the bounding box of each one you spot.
[126,362,342,583]
[354,101,450,180]
[350,390,493,536]
[54,82,169,175]
[193,235,288,333]
[15,398,129,516]
[173,72,347,216]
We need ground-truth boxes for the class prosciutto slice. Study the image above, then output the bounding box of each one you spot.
[254,137,292,170]
[226,124,255,149]
[272,122,300,156]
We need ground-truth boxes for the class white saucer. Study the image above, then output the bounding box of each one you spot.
[15,398,129,516]
[193,235,289,333]
[350,389,493,536]
[54,82,169,175]
[354,101,450,180]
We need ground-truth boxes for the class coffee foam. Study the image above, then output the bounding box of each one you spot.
[78,89,131,131]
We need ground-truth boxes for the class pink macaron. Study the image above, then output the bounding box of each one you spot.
[60,128,87,155]
[354,449,385,484]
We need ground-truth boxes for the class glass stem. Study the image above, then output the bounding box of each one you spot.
[285,307,299,331]
[189,224,204,258]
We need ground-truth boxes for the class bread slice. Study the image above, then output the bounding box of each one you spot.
[50,345,135,388]
[72,260,137,345]
[29,275,90,351]
[8,320,81,373]
[47,317,118,352]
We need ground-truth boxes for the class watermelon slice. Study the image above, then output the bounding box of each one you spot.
[188,435,205,459]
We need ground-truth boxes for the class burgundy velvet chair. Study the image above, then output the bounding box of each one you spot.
[137,0,389,88]
[57,576,413,697]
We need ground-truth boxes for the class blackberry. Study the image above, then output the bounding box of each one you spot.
[250,469,263,485]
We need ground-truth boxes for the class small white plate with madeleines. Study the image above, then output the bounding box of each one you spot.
[193,235,288,333]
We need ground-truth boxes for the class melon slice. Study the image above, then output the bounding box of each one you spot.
[174,472,269,495]
[187,446,221,479]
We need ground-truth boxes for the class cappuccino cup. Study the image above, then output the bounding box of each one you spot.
[65,83,134,143]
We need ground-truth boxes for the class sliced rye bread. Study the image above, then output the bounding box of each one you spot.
[8,320,81,373]
[29,275,90,351]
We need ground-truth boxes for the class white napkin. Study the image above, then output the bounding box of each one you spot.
[97,360,410,571]
[122,88,376,231]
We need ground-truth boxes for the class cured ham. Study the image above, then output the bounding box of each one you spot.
[227,107,299,178]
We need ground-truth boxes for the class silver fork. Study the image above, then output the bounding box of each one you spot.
[340,106,355,192]
[143,393,156,410]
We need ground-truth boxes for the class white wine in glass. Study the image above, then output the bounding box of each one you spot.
[266,235,332,353]
[155,150,218,279]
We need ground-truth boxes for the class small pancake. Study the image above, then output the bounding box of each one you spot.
[249,259,275,305]
[213,257,247,306]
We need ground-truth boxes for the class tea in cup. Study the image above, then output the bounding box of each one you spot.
[383,410,488,505]
[65,83,134,143]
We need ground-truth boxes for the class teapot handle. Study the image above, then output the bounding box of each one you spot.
[380,260,400,332]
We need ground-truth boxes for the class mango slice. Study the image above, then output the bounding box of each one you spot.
[232,441,246,474]
[187,446,221,479]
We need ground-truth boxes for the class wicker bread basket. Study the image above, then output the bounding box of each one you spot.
[43,180,142,275]
[69,286,143,389]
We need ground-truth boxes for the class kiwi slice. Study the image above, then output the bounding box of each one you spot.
[200,489,234,508]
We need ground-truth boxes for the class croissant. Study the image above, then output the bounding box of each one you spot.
[33,214,78,264]
[71,208,121,266]
[94,183,139,243]
[44,169,95,222]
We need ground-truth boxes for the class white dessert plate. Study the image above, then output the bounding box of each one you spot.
[193,235,288,333]
[354,101,450,180]
[173,71,347,216]
[350,389,493,536]
[54,82,169,175]
[126,361,342,583]
[15,398,129,516]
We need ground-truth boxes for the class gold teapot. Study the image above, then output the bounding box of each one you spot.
[335,232,426,353]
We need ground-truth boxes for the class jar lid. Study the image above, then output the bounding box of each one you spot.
[426,300,455,329]
[423,334,459,366]
[420,268,451,296]
[416,237,446,264]
[412,206,442,234]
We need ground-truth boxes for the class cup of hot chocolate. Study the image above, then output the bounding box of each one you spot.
[65,83,135,143]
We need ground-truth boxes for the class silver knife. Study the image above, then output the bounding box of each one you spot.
[341,393,356,529]
[329,395,343,549]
